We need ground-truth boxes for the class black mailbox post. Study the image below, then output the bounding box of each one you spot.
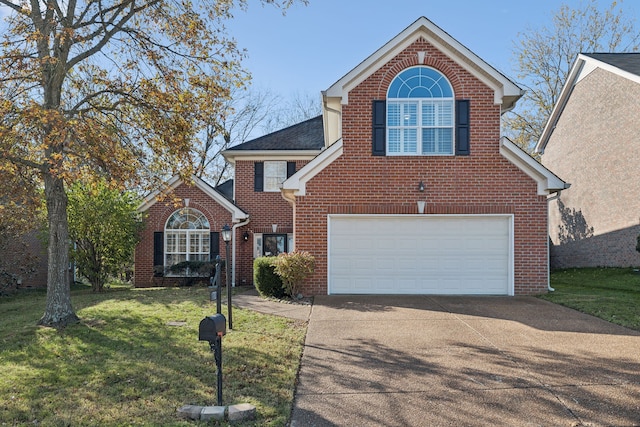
[199,314,226,406]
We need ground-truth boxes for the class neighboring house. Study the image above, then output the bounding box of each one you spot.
[135,17,567,295]
[535,53,640,269]
[1,231,47,290]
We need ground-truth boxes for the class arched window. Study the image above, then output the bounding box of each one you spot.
[387,66,454,155]
[164,208,210,272]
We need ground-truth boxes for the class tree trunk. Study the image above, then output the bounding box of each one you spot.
[38,172,79,327]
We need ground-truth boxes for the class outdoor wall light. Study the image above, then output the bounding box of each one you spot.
[242,231,249,241]
[418,181,425,192]
[221,224,232,242]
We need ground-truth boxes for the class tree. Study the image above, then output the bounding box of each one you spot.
[262,90,322,133]
[0,0,305,327]
[67,179,142,292]
[505,0,640,152]
[193,87,280,185]
[193,88,322,186]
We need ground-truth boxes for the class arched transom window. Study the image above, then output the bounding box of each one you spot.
[387,66,454,155]
[165,208,210,270]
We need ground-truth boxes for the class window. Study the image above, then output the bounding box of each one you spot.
[386,67,454,155]
[254,233,294,257]
[264,161,287,192]
[164,208,210,275]
[254,161,297,192]
[263,234,287,256]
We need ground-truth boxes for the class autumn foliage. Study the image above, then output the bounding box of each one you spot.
[0,0,306,326]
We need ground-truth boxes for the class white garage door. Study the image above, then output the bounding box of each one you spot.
[328,215,512,295]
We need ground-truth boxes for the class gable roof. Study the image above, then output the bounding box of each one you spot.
[216,179,234,201]
[582,53,640,76]
[138,175,248,222]
[324,16,523,112]
[500,138,569,196]
[222,115,324,163]
[536,53,640,153]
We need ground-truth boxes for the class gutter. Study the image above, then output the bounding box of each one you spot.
[231,217,250,287]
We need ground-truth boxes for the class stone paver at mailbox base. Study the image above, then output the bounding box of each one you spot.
[228,403,257,422]
[176,405,203,420]
[177,403,256,422]
[200,406,225,421]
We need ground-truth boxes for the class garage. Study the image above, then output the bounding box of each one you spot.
[327,215,513,295]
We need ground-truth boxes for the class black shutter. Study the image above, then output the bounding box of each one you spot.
[209,232,220,261]
[455,99,470,156]
[286,161,296,178]
[254,161,264,192]
[372,100,386,156]
[153,232,163,276]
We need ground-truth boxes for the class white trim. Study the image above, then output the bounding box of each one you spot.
[138,175,248,223]
[325,17,522,111]
[500,137,568,195]
[281,139,344,198]
[536,53,640,154]
[326,213,515,296]
[222,150,321,165]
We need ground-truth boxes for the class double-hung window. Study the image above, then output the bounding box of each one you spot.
[387,66,454,156]
[254,161,297,192]
[264,161,287,192]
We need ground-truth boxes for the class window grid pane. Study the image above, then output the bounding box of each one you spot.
[264,161,287,192]
[165,209,211,276]
[386,67,455,156]
[403,129,417,153]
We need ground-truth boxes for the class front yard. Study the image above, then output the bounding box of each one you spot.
[2,268,639,426]
[541,267,640,331]
[0,284,306,426]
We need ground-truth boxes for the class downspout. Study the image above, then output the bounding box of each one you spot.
[545,191,564,292]
[232,218,250,287]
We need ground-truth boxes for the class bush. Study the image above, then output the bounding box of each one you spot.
[273,251,315,298]
[254,257,285,298]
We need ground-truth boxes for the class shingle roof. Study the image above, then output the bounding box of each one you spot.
[583,53,640,76]
[215,179,234,201]
[227,115,324,151]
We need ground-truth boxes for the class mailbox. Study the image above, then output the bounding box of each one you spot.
[198,314,226,342]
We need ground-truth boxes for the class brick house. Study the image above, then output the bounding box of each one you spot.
[535,53,640,268]
[135,17,567,295]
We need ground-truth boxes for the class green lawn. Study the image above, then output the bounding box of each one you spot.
[540,267,640,330]
[0,284,306,426]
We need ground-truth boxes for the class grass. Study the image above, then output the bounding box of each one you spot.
[0,284,306,426]
[539,267,640,330]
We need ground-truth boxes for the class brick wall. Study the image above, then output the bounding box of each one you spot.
[134,182,235,287]
[233,159,310,285]
[542,68,640,268]
[293,38,550,295]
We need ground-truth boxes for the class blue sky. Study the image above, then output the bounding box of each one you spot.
[227,0,640,97]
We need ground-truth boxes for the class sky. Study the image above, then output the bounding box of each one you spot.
[226,0,640,98]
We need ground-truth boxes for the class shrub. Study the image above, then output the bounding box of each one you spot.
[273,251,315,298]
[254,257,285,298]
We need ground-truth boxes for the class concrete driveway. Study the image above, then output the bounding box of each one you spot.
[290,295,640,426]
